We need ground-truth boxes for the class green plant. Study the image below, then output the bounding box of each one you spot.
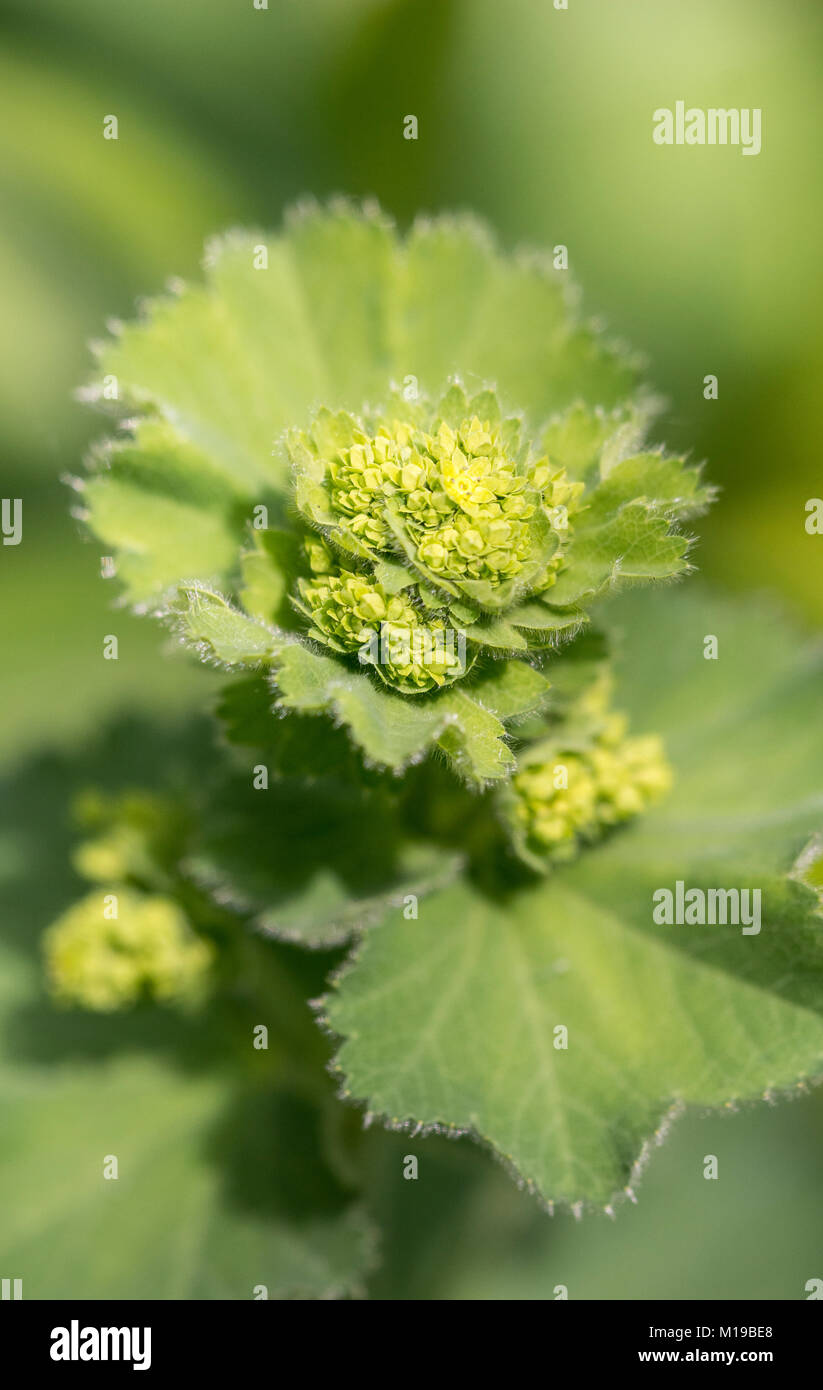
[52,203,823,1247]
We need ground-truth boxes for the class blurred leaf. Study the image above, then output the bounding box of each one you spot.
[0,45,240,463]
[185,774,459,949]
[0,726,378,1299]
[0,1056,377,1298]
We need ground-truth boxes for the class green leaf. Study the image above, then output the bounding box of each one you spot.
[586,452,714,518]
[285,200,397,406]
[215,676,366,777]
[372,557,414,595]
[537,401,653,485]
[393,219,639,424]
[239,528,307,628]
[82,421,246,605]
[507,600,588,646]
[174,583,284,666]
[792,835,823,903]
[543,629,611,711]
[82,204,646,613]
[267,646,520,785]
[548,453,713,607]
[254,847,457,949]
[185,775,460,949]
[460,603,585,655]
[463,616,530,652]
[0,733,377,1299]
[324,588,823,1208]
[174,586,542,782]
[0,1057,377,1298]
[462,659,551,722]
[266,651,551,782]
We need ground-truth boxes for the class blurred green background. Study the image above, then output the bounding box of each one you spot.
[1,0,821,1298]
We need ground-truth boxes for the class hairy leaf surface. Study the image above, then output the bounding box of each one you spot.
[325,590,823,1207]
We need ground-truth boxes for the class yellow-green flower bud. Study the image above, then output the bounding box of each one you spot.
[69,790,184,888]
[43,890,214,1011]
[317,414,559,589]
[304,536,336,575]
[512,724,672,862]
[297,570,465,692]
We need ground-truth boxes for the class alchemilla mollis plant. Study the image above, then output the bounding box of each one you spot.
[46,202,823,1264]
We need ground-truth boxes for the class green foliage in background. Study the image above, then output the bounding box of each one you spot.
[41,204,822,1231]
[2,0,822,1300]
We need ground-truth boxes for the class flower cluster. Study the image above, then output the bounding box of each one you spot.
[511,713,672,863]
[43,890,213,1011]
[79,208,715,812]
[326,416,555,585]
[283,389,595,693]
[296,568,465,692]
[291,396,585,593]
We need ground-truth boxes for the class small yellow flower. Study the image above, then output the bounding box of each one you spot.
[319,414,560,588]
[298,569,465,692]
[513,723,672,862]
[43,890,214,1011]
